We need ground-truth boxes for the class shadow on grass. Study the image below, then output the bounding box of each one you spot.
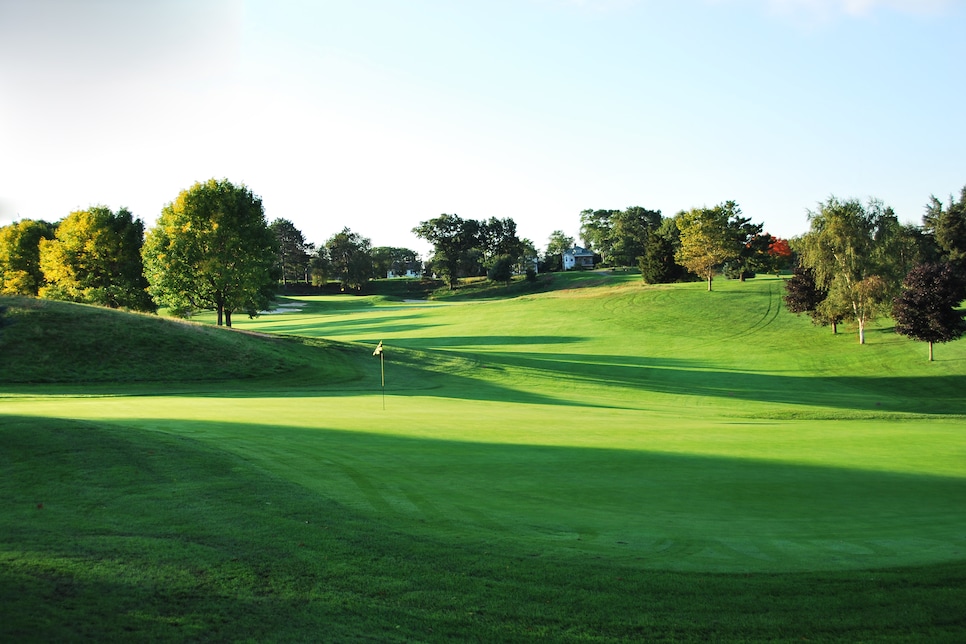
[2,415,965,641]
[413,347,966,415]
[243,312,438,337]
[4,335,966,415]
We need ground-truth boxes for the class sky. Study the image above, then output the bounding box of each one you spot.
[1,0,964,258]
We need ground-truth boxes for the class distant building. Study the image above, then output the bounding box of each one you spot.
[387,261,422,279]
[563,245,595,270]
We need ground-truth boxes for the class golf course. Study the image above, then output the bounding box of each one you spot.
[2,272,965,641]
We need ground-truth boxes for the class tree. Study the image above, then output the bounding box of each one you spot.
[413,214,482,289]
[39,207,155,311]
[875,212,928,300]
[783,263,846,333]
[309,246,331,287]
[579,209,620,265]
[0,219,56,295]
[723,216,767,281]
[326,227,372,291]
[674,202,742,291]
[543,230,574,272]
[924,186,966,264]
[480,217,525,266]
[517,238,538,275]
[269,218,311,285]
[372,246,420,279]
[639,217,685,284]
[487,255,514,284]
[892,262,966,361]
[797,197,904,344]
[767,237,794,276]
[579,206,662,267]
[610,207,662,267]
[142,179,276,327]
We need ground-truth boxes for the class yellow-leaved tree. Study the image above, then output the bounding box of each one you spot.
[674,202,742,291]
[38,207,155,311]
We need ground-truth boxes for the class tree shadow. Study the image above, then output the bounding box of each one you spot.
[4,412,965,640]
[393,346,966,415]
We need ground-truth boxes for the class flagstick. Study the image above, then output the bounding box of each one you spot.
[373,341,385,410]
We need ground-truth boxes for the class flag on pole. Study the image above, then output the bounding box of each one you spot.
[373,341,386,409]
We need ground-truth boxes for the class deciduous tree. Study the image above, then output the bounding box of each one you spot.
[413,214,482,289]
[767,237,794,276]
[543,230,574,272]
[674,202,742,291]
[892,262,966,361]
[487,255,514,284]
[610,207,662,267]
[579,209,620,265]
[480,217,525,266]
[142,179,276,327]
[0,219,56,295]
[309,246,331,287]
[579,206,662,267]
[372,246,420,278]
[782,263,846,333]
[326,227,372,291]
[797,197,903,344]
[39,207,154,311]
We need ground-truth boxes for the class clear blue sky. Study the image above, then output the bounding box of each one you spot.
[1,0,964,257]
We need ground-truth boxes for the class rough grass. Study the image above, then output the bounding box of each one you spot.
[0,296,359,386]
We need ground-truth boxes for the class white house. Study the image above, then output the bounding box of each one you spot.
[563,245,595,270]
[387,261,423,279]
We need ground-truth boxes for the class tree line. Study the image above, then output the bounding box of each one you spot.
[0,180,423,326]
[540,192,964,358]
[1,177,963,353]
[412,214,537,289]
[558,202,792,288]
[782,191,966,357]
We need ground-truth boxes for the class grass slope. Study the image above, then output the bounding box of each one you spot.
[2,278,966,641]
[0,296,359,387]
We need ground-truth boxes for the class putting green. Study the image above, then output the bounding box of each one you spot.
[3,275,965,573]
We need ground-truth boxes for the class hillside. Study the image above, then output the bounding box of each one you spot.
[0,296,360,385]
[2,279,966,641]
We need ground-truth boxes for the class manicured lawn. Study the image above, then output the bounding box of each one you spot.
[1,275,965,640]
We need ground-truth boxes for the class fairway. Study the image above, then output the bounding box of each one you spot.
[2,275,966,639]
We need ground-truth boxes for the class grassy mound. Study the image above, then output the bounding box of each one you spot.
[0,296,360,385]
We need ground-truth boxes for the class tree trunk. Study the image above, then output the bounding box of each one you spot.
[225,310,232,327]
[707,273,713,292]
[217,304,223,327]
[858,318,865,344]
[831,320,838,334]
[929,341,934,362]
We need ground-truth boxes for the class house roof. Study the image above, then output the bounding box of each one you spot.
[564,245,595,257]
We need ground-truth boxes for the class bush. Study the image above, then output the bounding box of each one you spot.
[487,255,513,284]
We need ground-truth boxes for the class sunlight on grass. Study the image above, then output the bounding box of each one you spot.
[3,278,966,639]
